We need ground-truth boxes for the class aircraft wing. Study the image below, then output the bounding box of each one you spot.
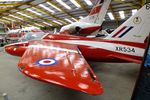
[18,40,104,95]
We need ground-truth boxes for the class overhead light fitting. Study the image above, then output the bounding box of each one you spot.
[65,18,73,23]
[17,12,33,19]
[70,0,81,8]
[3,17,16,21]
[79,16,84,19]
[26,8,42,16]
[46,2,61,11]
[53,20,63,25]
[119,11,125,19]
[0,19,9,23]
[27,25,40,29]
[34,23,44,27]
[56,0,71,10]
[9,14,23,20]
[71,17,78,22]
[39,4,54,13]
[132,9,137,16]
[43,22,53,26]
[84,0,93,6]
[107,12,115,20]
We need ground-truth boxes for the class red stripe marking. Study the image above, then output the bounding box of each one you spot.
[112,26,126,37]
[43,34,146,49]
[89,5,101,16]
[44,60,51,63]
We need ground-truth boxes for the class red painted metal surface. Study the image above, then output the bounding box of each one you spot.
[18,40,104,95]
[5,42,28,57]
[43,34,146,48]
[5,34,145,62]
[4,34,146,95]
[89,5,101,16]
[80,26,101,35]
[59,26,101,36]
[7,32,25,38]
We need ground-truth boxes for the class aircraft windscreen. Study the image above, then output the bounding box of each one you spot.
[19,32,46,42]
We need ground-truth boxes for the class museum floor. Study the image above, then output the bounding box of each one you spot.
[0,49,140,100]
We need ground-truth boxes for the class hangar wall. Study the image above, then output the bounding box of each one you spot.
[0,20,125,34]
[0,25,4,34]
[0,25,2,28]
[102,20,125,30]
[147,0,150,3]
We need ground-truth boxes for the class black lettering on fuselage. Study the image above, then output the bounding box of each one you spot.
[116,46,136,53]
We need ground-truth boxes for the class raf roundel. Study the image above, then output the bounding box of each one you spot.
[36,58,57,66]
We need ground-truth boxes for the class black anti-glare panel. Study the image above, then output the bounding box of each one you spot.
[131,34,150,100]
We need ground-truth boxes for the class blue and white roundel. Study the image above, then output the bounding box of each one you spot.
[36,58,57,66]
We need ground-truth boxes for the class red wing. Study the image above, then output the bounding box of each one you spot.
[18,40,103,95]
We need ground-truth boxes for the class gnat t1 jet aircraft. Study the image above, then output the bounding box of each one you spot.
[59,0,111,36]
[6,27,44,41]
[4,4,150,95]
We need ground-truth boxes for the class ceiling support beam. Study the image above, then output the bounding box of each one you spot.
[109,5,119,26]
[0,0,33,14]
[20,10,60,26]
[1,14,44,28]
[4,16,42,28]
[0,8,15,12]
[75,0,89,13]
[29,5,69,25]
[11,13,52,27]
[0,18,40,28]
[47,0,79,20]
[10,13,47,26]
[0,19,10,24]
[0,0,73,27]
[0,3,26,7]
[1,6,61,27]
[13,21,41,28]
[28,4,68,25]
[146,0,150,3]
[0,1,70,27]
[113,0,140,9]
[141,0,146,5]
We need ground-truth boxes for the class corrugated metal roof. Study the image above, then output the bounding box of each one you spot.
[0,0,142,29]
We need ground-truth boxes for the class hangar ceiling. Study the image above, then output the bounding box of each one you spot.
[0,0,144,29]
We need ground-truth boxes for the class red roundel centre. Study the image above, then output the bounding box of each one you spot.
[44,60,51,63]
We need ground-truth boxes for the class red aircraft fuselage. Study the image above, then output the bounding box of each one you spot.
[5,34,146,63]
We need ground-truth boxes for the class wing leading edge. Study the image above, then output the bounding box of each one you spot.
[18,40,104,95]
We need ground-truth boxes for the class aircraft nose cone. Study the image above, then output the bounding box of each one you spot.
[5,45,18,56]
[5,42,28,57]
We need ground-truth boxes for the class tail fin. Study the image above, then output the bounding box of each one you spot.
[107,3,150,43]
[79,0,111,25]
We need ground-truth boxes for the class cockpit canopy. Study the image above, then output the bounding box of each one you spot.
[19,32,46,42]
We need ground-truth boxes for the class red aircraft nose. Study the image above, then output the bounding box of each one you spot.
[5,43,28,57]
[5,45,14,55]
